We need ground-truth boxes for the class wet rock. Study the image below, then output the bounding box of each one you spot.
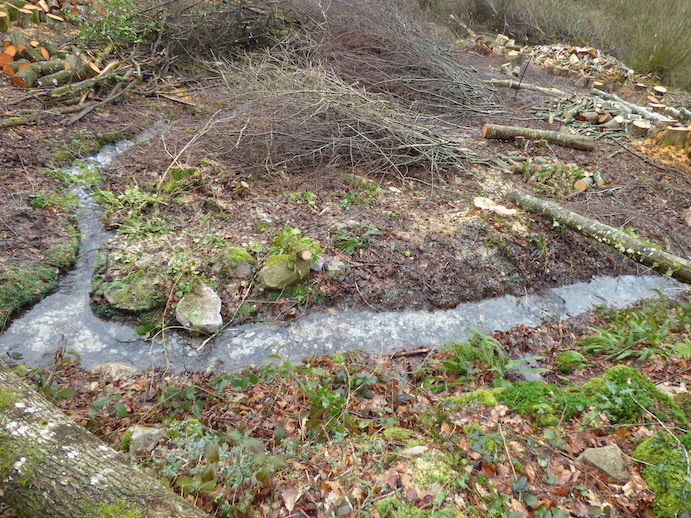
[127,425,166,457]
[258,255,310,290]
[578,444,628,481]
[324,259,347,279]
[176,281,223,334]
[102,276,163,313]
[89,362,139,380]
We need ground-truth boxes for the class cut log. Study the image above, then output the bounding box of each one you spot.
[63,53,81,70]
[10,64,37,87]
[656,126,690,148]
[482,123,596,151]
[35,63,96,86]
[2,58,29,76]
[45,12,64,27]
[16,7,33,27]
[506,190,691,284]
[663,106,691,123]
[22,3,42,22]
[592,171,604,186]
[297,249,313,262]
[573,176,593,192]
[486,79,567,97]
[0,11,9,31]
[0,52,13,65]
[628,119,651,138]
[17,43,45,62]
[29,58,64,75]
[652,85,667,99]
[592,88,673,125]
[4,3,19,20]
[602,115,624,130]
[0,360,211,518]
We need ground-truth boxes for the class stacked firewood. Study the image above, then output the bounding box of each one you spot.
[1,31,99,87]
[0,0,100,30]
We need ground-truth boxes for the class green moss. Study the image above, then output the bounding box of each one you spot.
[265,254,293,267]
[0,266,60,330]
[88,501,143,518]
[0,387,17,408]
[119,428,134,452]
[382,427,415,440]
[496,381,588,422]
[376,497,466,518]
[583,365,689,426]
[224,246,253,264]
[162,167,201,194]
[674,392,691,417]
[633,432,691,518]
[442,388,503,408]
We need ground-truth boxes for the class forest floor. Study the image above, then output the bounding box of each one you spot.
[1,10,690,518]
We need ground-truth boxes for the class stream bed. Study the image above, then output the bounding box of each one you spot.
[0,134,687,373]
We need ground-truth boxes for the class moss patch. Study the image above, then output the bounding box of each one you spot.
[0,266,60,330]
[0,387,17,408]
[442,388,502,408]
[633,432,691,518]
[88,501,143,518]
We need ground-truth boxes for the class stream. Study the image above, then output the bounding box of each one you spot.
[0,133,687,373]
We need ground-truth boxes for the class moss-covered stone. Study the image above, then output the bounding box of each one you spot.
[258,255,310,290]
[633,432,691,518]
[101,275,164,313]
[496,381,588,422]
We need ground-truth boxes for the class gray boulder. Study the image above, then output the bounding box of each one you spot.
[102,276,163,313]
[578,444,628,481]
[176,281,223,334]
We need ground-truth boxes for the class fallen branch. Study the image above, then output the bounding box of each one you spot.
[591,88,674,126]
[506,190,691,284]
[0,104,93,128]
[486,79,567,98]
[482,123,596,150]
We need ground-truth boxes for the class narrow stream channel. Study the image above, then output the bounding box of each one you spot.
[0,133,687,373]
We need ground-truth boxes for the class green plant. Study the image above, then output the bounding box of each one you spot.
[77,0,163,45]
[287,190,317,206]
[153,421,284,517]
[28,190,77,211]
[340,178,378,210]
[332,223,382,255]
[94,186,169,236]
[268,225,321,261]
[577,294,689,361]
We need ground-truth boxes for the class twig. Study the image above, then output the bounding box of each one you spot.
[67,77,137,124]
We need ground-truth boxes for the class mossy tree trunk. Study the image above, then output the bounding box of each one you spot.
[0,361,209,518]
[506,190,691,284]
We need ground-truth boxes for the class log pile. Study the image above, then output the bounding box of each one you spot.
[0,0,99,29]
[1,31,99,87]
[493,152,604,197]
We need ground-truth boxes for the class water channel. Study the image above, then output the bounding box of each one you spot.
[0,133,687,373]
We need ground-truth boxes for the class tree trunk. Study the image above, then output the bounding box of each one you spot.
[656,126,690,148]
[506,190,691,284]
[0,361,209,518]
[486,79,567,98]
[482,123,596,150]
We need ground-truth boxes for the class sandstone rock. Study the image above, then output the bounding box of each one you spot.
[324,259,347,279]
[258,255,310,290]
[127,425,166,457]
[89,362,139,380]
[175,281,223,334]
[578,444,628,481]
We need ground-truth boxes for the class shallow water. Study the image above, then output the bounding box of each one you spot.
[0,132,686,373]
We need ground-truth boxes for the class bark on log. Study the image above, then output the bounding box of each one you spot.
[2,59,29,77]
[16,7,33,27]
[0,360,210,518]
[628,119,651,138]
[591,88,674,125]
[0,12,8,32]
[506,190,691,284]
[29,59,64,75]
[482,123,596,150]
[10,65,37,87]
[35,63,96,86]
[486,79,567,98]
[656,126,690,148]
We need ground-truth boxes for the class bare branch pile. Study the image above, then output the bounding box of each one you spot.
[188,57,485,175]
[296,0,497,123]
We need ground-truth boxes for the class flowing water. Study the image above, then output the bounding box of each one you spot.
[0,132,687,373]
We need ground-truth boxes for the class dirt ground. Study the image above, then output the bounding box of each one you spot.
[1,31,690,332]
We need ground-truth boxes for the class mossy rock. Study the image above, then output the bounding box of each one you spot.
[442,388,502,408]
[101,276,164,313]
[213,246,254,280]
[633,431,691,518]
[258,255,310,290]
[582,365,688,427]
[496,381,589,423]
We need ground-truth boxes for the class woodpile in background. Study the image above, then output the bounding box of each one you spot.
[2,31,99,87]
[0,0,100,31]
